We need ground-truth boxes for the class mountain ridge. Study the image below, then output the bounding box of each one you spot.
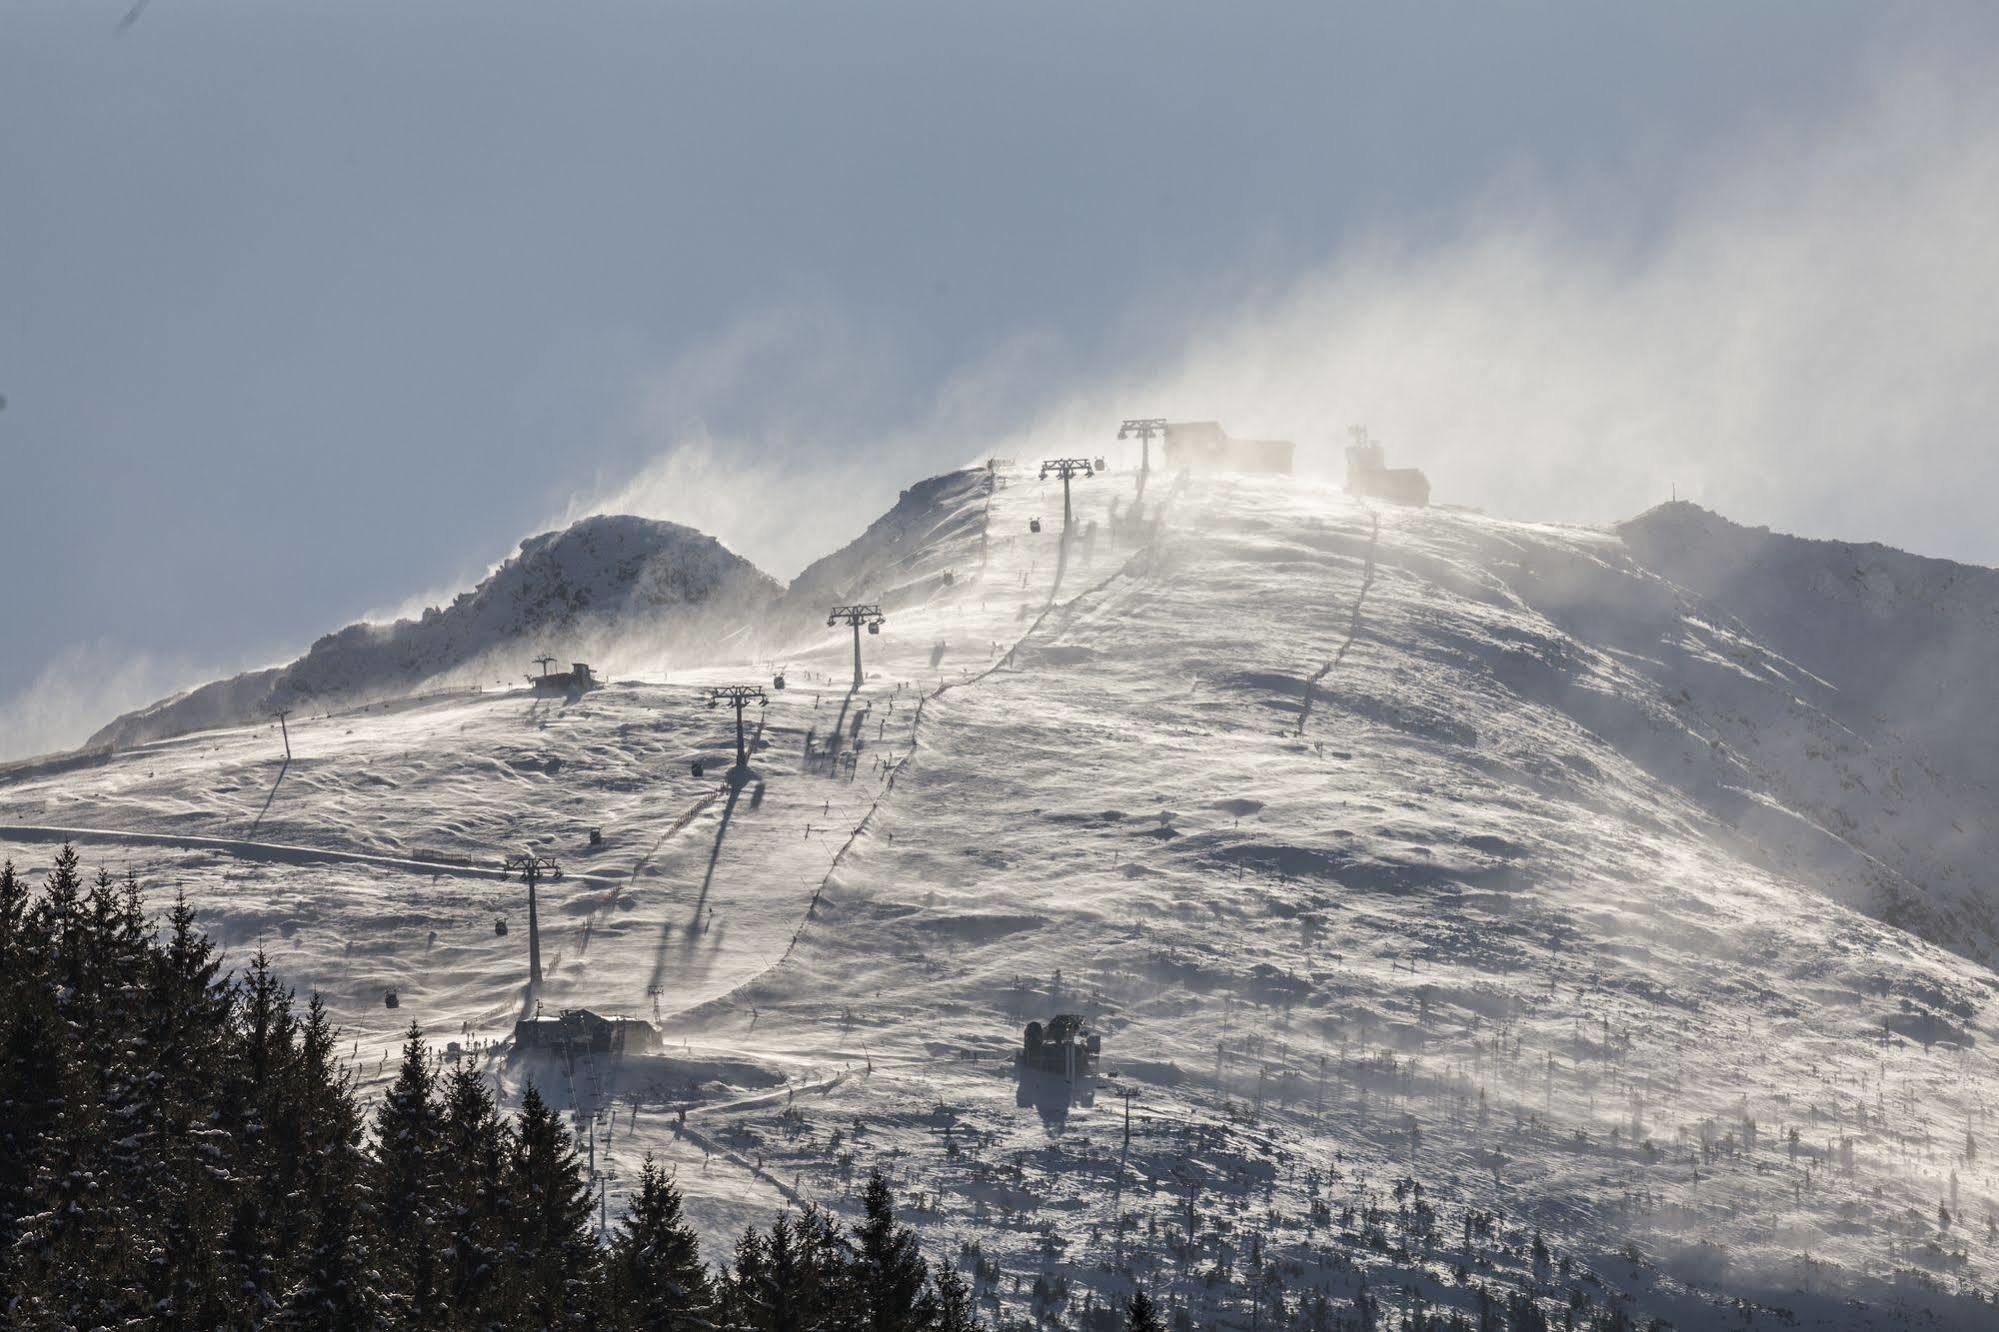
[9,465,1999,1327]
[87,513,781,750]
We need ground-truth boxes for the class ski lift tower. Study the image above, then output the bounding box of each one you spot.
[501,851,563,989]
[707,685,769,771]
[1039,457,1096,530]
[1117,418,1166,477]
[827,604,886,689]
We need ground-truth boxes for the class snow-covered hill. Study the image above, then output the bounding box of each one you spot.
[759,467,994,653]
[87,515,780,750]
[8,466,1999,1328]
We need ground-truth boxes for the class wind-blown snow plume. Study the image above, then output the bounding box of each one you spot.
[1074,47,1999,561]
[0,644,221,763]
[564,46,1999,580]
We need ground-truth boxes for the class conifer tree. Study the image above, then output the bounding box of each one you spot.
[0,858,63,1253]
[1126,1289,1165,1332]
[137,888,237,1324]
[608,1153,715,1330]
[4,1023,151,1325]
[855,1170,937,1332]
[438,1059,511,1324]
[722,1207,859,1331]
[0,859,27,972]
[29,843,84,985]
[931,1264,982,1332]
[372,1022,448,1324]
[281,998,376,1329]
[505,1080,601,1327]
[223,948,302,1319]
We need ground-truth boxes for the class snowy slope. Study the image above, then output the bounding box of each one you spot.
[7,466,1999,1328]
[88,515,780,750]
[759,467,994,654]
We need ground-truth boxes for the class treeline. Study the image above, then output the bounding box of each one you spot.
[0,847,1068,1329]
[1,848,1665,1331]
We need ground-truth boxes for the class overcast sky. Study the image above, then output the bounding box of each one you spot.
[4,1,1998,758]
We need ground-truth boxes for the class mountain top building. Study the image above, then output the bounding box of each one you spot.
[513,1007,660,1057]
[1162,422,1295,474]
[1343,431,1430,506]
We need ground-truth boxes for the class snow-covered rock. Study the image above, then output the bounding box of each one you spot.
[760,467,994,654]
[88,515,780,749]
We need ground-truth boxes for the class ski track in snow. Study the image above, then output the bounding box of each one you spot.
[1296,509,1379,738]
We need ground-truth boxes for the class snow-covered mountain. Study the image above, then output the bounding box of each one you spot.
[9,465,1999,1328]
[87,514,780,750]
[764,467,993,645]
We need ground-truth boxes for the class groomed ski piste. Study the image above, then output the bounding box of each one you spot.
[5,460,1999,1328]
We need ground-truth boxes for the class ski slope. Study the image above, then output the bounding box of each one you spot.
[5,462,1998,1328]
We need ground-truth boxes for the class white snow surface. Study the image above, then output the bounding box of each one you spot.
[6,466,1999,1328]
[85,514,780,750]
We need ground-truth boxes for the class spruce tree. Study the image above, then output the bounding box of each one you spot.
[0,859,27,972]
[281,998,376,1329]
[1126,1288,1165,1331]
[223,948,302,1320]
[137,887,237,1325]
[855,1170,936,1332]
[4,1022,151,1325]
[0,857,63,1254]
[505,1080,601,1327]
[372,1022,448,1324]
[722,1207,858,1331]
[608,1152,715,1330]
[438,1059,511,1324]
[931,1264,982,1332]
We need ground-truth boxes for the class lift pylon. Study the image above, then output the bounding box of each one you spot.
[501,851,564,989]
[826,604,886,688]
[707,685,769,770]
[1038,458,1096,529]
[1117,418,1166,475]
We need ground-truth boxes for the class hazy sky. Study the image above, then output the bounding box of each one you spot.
[5,1,1999,758]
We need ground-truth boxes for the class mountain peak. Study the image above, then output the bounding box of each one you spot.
[87,512,780,749]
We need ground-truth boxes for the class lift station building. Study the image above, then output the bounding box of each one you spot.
[1162,422,1295,474]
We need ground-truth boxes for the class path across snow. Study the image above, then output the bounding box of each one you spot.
[0,822,629,887]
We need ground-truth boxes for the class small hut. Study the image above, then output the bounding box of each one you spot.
[512,1008,660,1057]
[1020,1014,1100,1082]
